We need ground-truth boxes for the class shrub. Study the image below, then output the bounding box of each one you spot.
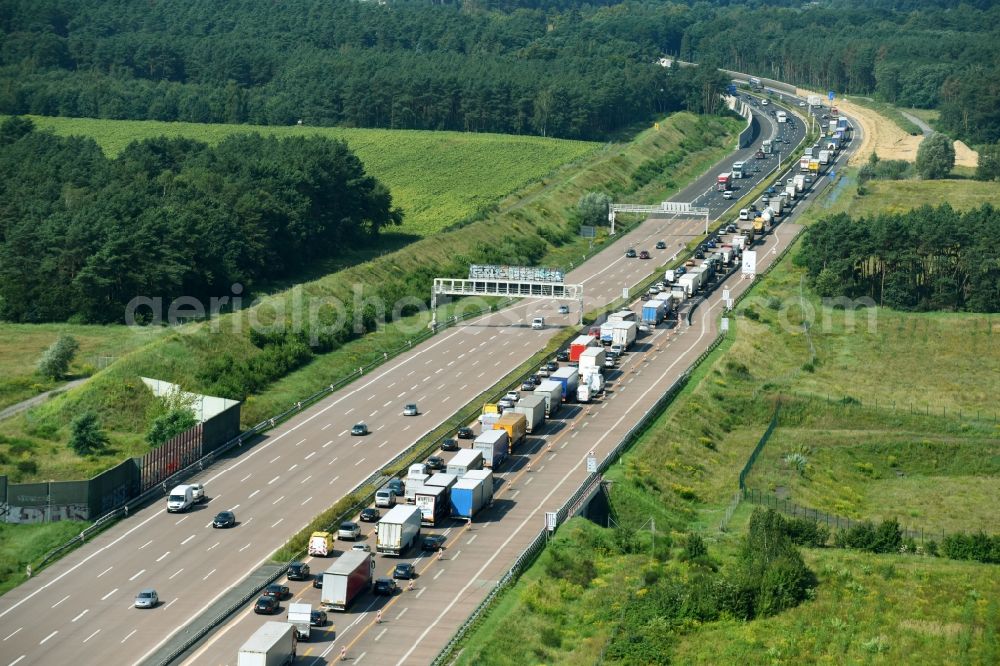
[146,408,198,446]
[36,334,79,380]
[69,411,108,455]
[16,460,38,477]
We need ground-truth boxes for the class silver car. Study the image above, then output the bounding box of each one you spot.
[134,589,158,609]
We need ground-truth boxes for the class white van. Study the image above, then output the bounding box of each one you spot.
[166,485,196,513]
[531,317,545,330]
[739,208,750,221]
[375,486,397,508]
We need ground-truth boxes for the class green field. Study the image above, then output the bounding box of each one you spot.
[0,112,744,483]
[671,515,1000,665]
[799,171,1000,226]
[746,426,1000,534]
[20,115,598,237]
[0,323,168,412]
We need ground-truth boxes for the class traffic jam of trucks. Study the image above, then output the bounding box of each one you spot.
[230,92,840,660]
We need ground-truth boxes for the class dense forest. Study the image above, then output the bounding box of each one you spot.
[2,0,999,142]
[0,117,401,323]
[797,204,1000,313]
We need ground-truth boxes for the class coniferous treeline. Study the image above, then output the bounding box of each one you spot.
[3,1,999,141]
[0,118,401,323]
[797,204,1000,312]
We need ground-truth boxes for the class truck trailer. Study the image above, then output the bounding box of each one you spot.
[450,476,488,520]
[641,300,667,326]
[463,468,494,504]
[578,346,606,377]
[569,335,598,362]
[321,550,374,611]
[611,321,638,349]
[237,621,297,666]
[446,449,483,477]
[492,413,526,451]
[512,394,545,433]
[376,505,421,556]
[474,428,510,467]
[414,485,449,526]
[550,367,579,403]
[535,380,563,416]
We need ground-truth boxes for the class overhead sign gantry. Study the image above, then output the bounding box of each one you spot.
[608,201,710,235]
[432,264,584,327]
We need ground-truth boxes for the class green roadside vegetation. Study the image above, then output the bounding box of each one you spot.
[0,521,89,596]
[452,177,1000,663]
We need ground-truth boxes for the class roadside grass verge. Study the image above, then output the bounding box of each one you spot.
[0,521,89,596]
[0,113,743,483]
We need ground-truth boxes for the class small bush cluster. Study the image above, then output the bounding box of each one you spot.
[834,518,903,553]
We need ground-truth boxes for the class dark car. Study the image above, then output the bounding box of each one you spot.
[520,381,536,392]
[706,240,717,249]
[312,576,323,589]
[359,507,380,522]
[263,584,290,600]
[638,250,651,260]
[545,361,558,372]
[441,437,461,451]
[393,563,415,580]
[422,534,447,551]
[288,562,311,580]
[387,478,405,495]
[675,266,687,276]
[311,609,328,627]
[655,240,667,249]
[625,248,637,258]
[694,250,705,259]
[556,349,570,362]
[426,456,445,471]
[254,595,280,615]
[351,422,369,436]
[456,427,475,440]
[529,374,543,386]
[212,511,236,528]
[373,578,398,596]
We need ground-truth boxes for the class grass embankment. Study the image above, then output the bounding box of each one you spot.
[22,115,596,237]
[0,112,741,485]
[454,186,1000,662]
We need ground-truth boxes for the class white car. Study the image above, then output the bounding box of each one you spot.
[352,543,371,552]
[403,403,418,416]
[504,391,520,403]
[134,589,158,609]
[722,190,733,199]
